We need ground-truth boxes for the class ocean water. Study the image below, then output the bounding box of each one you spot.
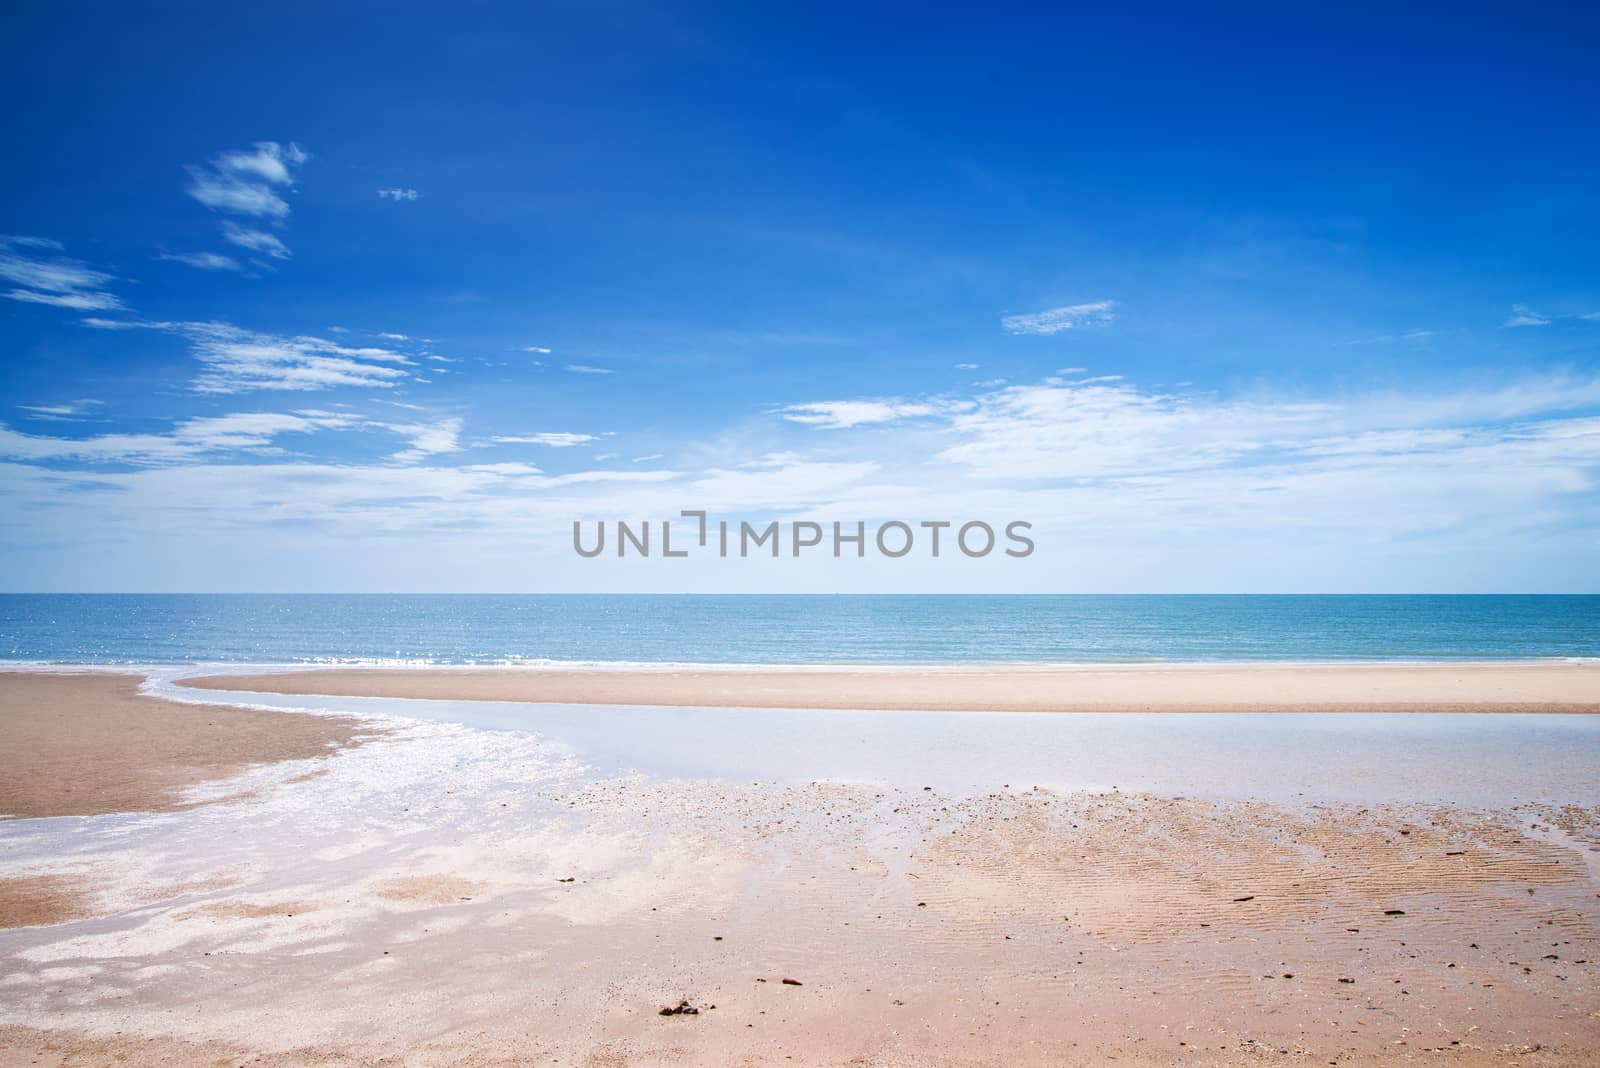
[1,594,1596,665]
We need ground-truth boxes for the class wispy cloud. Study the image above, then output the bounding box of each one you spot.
[0,409,475,468]
[5,289,122,311]
[524,345,552,354]
[4,367,1597,590]
[492,432,597,447]
[780,399,941,429]
[185,325,414,394]
[221,221,291,260]
[185,141,307,220]
[159,251,244,272]
[955,362,978,370]
[1001,300,1116,335]
[17,399,102,421]
[0,235,62,250]
[0,235,124,311]
[565,364,614,375]
[388,418,461,464]
[183,143,306,269]
[0,409,361,465]
[77,317,146,330]
[929,372,1600,483]
[81,318,415,393]
[1504,304,1550,328]
[215,143,307,184]
[377,188,420,201]
[1341,329,1436,346]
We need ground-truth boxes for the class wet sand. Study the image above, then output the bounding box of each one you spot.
[0,672,373,820]
[2,671,1597,1064]
[0,673,377,936]
[181,659,1600,712]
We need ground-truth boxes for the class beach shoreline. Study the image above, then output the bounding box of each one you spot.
[176,659,1600,713]
[3,669,1598,1064]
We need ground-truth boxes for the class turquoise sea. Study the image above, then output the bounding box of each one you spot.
[1,594,1596,665]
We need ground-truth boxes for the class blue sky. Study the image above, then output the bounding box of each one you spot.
[1,3,1597,591]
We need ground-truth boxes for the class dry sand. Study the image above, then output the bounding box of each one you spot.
[181,659,1600,712]
[2,671,1598,1065]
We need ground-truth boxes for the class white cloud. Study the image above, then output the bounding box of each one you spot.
[160,251,244,272]
[1504,304,1550,328]
[377,188,420,201]
[388,418,462,464]
[955,363,978,370]
[0,240,111,291]
[177,410,360,451]
[524,346,552,354]
[492,432,597,448]
[0,408,483,470]
[683,455,881,508]
[185,141,307,220]
[565,364,614,375]
[221,221,291,259]
[17,399,102,421]
[184,143,305,269]
[216,142,308,184]
[0,409,360,465]
[186,326,413,394]
[77,317,145,330]
[0,235,63,251]
[780,399,939,429]
[931,373,1600,483]
[0,236,123,311]
[1342,329,1436,346]
[185,174,290,218]
[1002,300,1116,335]
[463,462,545,476]
[80,318,415,393]
[379,332,409,340]
[4,354,1600,592]
[5,289,122,310]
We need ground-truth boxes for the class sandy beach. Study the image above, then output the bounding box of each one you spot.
[181,659,1600,713]
[2,670,1598,1065]
[0,672,375,820]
